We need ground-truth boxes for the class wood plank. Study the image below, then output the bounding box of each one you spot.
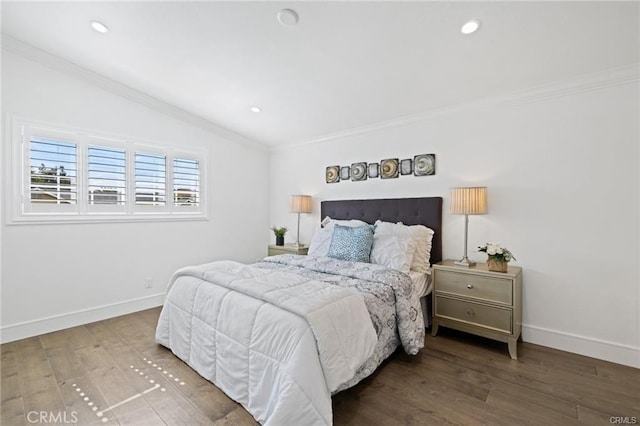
[394,349,493,399]
[422,333,640,415]
[576,404,620,424]
[12,337,67,421]
[595,362,640,392]
[335,380,456,426]
[103,313,244,422]
[45,348,107,425]
[39,325,110,425]
[73,329,164,424]
[89,311,240,423]
[380,360,534,425]
[1,343,26,425]
[482,376,579,419]
[140,346,242,422]
[518,343,599,376]
[2,308,639,426]
[401,348,580,420]
[485,388,578,425]
[212,406,257,425]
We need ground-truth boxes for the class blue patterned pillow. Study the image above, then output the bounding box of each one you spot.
[327,224,374,263]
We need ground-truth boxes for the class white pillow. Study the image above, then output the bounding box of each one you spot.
[321,217,368,229]
[308,226,334,257]
[370,232,417,274]
[309,218,370,258]
[374,220,434,273]
[409,224,434,273]
[307,216,368,257]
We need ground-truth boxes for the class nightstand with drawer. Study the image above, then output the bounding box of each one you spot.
[268,244,309,256]
[431,260,523,359]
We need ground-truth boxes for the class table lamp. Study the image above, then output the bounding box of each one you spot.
[450,187,487,267]
[290,195,312,247]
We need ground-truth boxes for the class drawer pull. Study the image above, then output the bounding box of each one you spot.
[466,284,474,289]
[466,310,475,316]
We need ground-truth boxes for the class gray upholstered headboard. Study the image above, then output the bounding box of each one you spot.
[320,197,443,265]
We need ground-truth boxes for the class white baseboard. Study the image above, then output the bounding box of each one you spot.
[0,293,166,344]
[522,324,640,369]
[3,300,639,369]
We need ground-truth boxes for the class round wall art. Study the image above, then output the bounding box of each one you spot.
[351,162,367,181]
[325,166,340,183]
[325,153,435,184]
[413,154,436,176]
[380,158,399,179]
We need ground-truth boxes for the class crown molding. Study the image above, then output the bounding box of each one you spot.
[1,34,268,152]
[3,34,636,153]
[506,63,639,106]
[274,62,639,152]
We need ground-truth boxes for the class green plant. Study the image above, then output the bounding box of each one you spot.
[270,226,288,237]
[478,242,516,262]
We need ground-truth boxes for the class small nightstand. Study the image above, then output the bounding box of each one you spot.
[431,260,523,360]
[268,244,309,256]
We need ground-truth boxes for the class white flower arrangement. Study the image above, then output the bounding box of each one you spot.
[478,242,516,263]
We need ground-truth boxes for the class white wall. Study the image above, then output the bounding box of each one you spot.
[269,73,640,367]
[2,41,637,369]
[1,49,270,341]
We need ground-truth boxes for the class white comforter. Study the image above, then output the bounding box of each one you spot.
[155,261,377,425]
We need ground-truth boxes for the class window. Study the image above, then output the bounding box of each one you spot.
[8,117,207,223]
[29,137,78,205]
[88,146,126,205]
[135,153,166,206]
[173,158,200,207]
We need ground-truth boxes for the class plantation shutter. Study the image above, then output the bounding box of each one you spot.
[13,118,207,223]
[88,146,126,205]
[172,158,200,207]
[29,137,77,205]
[135,152,166,206]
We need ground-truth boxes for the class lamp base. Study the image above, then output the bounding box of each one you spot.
[454,257,476,268]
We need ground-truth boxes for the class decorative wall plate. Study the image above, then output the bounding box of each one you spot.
[414,154,435,176]
[326,153,435,183]
[351,162,367,181]
[340,166,351,181]
[380,158,399,179]
[368,163,379,178]
[400,159,412,175]
[326,166,340,183]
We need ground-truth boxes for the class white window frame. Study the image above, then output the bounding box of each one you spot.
[86,137,128,215]
[6,116,208,224]
[133,147,170,213]
[22,125,82,216]
[171,151,202,210]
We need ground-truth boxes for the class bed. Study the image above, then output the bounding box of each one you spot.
[320,197,443,328]
[155,196,442,425]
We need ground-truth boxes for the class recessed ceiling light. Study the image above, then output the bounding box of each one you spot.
[461,19,481,35]
[277,9,299,27]
[90,20,109,33]
[250,106,262,113]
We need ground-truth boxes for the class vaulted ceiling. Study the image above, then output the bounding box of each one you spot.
[2,1,638,146]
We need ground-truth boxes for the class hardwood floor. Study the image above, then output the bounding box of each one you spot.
[2,308,638,425]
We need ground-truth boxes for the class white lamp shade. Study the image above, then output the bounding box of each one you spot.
[290,195,312,213]
[450,187,488,215]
